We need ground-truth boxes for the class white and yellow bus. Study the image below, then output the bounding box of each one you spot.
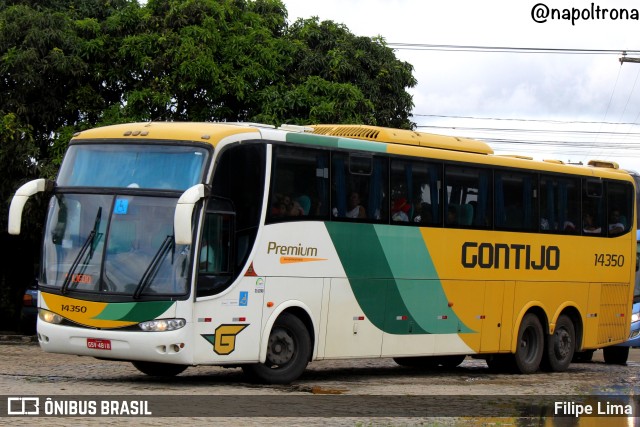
[8,122,637,383]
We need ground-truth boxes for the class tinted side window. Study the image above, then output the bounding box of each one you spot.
[607,181,634,237]
[582,179,604,236]
[494,171,538,232]
[445,165,492,228]
[267,146,330,223]
[331,152,388,222]
[390,158,442,225]
[211,144,265,270]
[539,175,580,234]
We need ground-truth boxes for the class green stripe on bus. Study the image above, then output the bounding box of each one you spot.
[286,133,388,153]
[325,222,474,335]
[373,225,474,334]
[92,301,174,322]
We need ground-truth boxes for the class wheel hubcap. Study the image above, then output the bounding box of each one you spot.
[266,328,295,366]
[555,328,571,359]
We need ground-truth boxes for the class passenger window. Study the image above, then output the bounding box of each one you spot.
[445,166,492,228]
[607,181,633,237]
[582,179,604,236]
[494,171,538,231]
[196,204,235,297]
[539,176,580,234]
[331,152,387,222]
[267,146,330,223]
[390,159,442,225]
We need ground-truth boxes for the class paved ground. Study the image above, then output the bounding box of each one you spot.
[0,336,639,426]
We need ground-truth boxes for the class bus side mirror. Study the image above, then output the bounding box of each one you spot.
[8,179,54,235]
[174,184,207,245]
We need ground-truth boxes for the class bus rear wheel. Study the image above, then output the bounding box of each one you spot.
[242,313,311,384]
[131,361,188,377]
[513,313,544,374]
[541,314,575,372]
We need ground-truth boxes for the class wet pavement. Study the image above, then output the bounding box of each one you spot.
[0,338,639,425]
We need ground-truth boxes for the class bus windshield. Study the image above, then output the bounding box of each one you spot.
[42,194,191,298]
[57,143,208,190]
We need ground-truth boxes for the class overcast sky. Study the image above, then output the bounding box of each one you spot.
[284,0,640,171]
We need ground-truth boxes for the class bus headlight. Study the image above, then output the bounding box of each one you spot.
[138,318,186,332]
[38,309,63,324]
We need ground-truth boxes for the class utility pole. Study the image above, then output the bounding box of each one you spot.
[620,52,640,64]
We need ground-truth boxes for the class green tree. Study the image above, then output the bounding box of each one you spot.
[254,18,416,128]
[0,0,417,329]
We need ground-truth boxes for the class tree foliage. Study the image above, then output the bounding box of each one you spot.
[0,0,417,328]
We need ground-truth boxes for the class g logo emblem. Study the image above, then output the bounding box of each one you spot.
[201,324,248,355]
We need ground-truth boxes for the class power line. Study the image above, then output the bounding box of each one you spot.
[386,43,640,55]
[416,124,640,139]
[413,113,640,127]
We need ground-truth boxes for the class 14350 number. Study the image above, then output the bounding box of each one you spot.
[594,253,625,267]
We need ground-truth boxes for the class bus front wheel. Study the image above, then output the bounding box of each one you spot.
[541,314,575,372]
[513,313,544,374]
[131,361,188,377]
[242,313,311,384]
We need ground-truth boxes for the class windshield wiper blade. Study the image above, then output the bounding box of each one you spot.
[61,207,102,294]
[133,235,174,299]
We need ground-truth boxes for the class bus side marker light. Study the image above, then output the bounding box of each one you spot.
[437,315,448,320]
[353,316,365,321]
[396,315,408,321]
[233,317,247,322]
[448,302,454,307]
[267,302,274,308]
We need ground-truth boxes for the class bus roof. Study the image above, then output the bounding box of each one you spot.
[311,124,493,155]
[71,122,262,144]
[70,121,635,182]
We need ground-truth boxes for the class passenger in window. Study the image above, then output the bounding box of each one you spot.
[608,209,626,235]
[446,206,457,226]
[345,191,366,219]
[295,195,311,216]
[563,220,576,232]
[540,217,551,230]
[270,193,286,217]
[283,194,305,216]
[583,212,602,234]
[561,209,577,232]
[391,198,410,222]
[413,202,430,224]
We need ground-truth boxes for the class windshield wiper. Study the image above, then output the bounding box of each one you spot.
[61,207,102,294]
[133,235,174,299]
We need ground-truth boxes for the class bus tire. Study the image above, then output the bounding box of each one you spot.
[131,361,188,377]
[242,313,311,384]
[603,346,629,365]
[513,313,544,374]
[541,314,575,372]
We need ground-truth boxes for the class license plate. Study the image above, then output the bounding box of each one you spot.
[87,338,111,350]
